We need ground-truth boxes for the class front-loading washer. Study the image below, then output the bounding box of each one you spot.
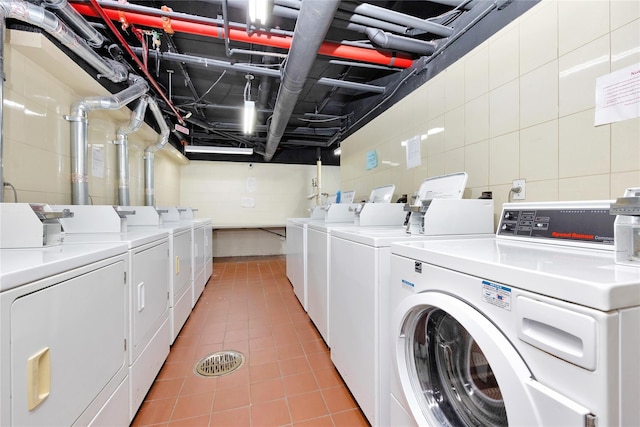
[390,201,640,426]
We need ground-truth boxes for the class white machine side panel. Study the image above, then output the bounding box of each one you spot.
[131,241,169,362]
[193,225,205,279]
[329,236,378,425]
[10,261,126,427]
[172,231,193,301]
[204,223,213,281]
[307,227,329,343]
[287,223,306,310]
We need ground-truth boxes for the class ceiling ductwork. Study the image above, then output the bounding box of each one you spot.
[263,0,340,161]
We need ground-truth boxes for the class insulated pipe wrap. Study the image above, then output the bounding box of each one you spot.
[264,0,340,161]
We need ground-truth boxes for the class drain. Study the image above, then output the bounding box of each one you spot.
[194,350,245,377]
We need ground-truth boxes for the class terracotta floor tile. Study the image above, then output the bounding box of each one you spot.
[212,385,250,413]
[171,392,214,421]
[250,377,285,404]
[180,374,217,396]
[167,414,210,427]
[145,377,184,401]
[288,391,330,423]
[312,368,344,390]
[283,372,319,396]
[292,416,335,427]
[250,398,291,427]
[321,386,358,413]
[137,257,366,426]
[331,409,369,427]
[249,361,282,383]
[209,406,251,427]
[279,356,311,377]
[131,397,175,426]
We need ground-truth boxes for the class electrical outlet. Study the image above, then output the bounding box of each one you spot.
[512,179,526,200]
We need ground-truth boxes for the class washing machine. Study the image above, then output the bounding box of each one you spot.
[286,217,313,310]
[307,185,402,346]
[0,203,131,427]
[329,174,495,427]
[390,201,640,426]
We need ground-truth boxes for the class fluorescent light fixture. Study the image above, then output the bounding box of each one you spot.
[427,127,444,136]
[248,0,270,25]
[243,100,256,134]
[184,146,254,155]
[334,146,341,156]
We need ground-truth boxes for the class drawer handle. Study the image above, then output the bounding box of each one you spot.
[27,347,50,411]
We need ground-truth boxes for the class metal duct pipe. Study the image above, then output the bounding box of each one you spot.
[264,0,340,161]
[134,47,385,94]
[115,96,149,206]
[72,2,414,68]
[0,0,127,82]
[143,97,170,206]
[67,75,149,205]
[342,1,454,37]
[42,0,104,47]
[365,28,437,56]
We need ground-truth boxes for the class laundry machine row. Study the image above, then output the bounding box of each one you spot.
[389,200,640,427]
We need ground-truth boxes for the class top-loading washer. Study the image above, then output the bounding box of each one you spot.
[286,191,357,311]
[53,204,171,421]
[328,173,495,427]
[306,185,404,346]
[0,203,131,427]
[389,200,640,427]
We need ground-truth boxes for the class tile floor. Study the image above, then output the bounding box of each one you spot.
[131,256,369,427]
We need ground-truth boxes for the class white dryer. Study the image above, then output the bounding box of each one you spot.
[390,201,640,426]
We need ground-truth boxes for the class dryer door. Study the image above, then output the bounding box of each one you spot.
[393,292,590,427]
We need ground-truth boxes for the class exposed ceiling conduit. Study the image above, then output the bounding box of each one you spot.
[365,28,437,56]
[133,47,386,94]
[115,96,148,206]
[428,0,476,10]
[264,0,340,161]
[86,0,184,124]
[72,2,415,68]
[66,74,149,205]
[341,1,454,37]
[42,0,104,47]
[0,0,127,82]
[144,96,170,206]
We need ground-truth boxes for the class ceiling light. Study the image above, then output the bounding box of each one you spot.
[184,146,254,155]
[334,146,341,156]
[243,100,256,134]
[248,0,270,25]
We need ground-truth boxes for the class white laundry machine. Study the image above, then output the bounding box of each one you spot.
[286,191,358,311]
[126,206,193,344]
[286,217,313,311]
[54,205,171,421]
[177,208,213,307]
[0,203,131,427]
[329,173,495,427]
[390,201,640,427]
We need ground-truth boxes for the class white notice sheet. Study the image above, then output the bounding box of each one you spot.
[594,63,640,126]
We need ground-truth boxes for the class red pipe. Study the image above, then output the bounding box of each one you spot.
[86,0,184,124]
[72,3,414,68]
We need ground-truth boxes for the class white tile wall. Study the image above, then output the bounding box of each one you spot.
[340,0,640,219]
[3,31,182,206]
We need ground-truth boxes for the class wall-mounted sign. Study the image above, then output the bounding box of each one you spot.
[595,63,640,126]
[366,150,378,170]
[406,135,421,169]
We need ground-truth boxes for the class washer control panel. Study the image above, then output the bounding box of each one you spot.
[498,202,615,246]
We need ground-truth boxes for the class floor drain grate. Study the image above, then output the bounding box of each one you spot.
[194,350,245,377]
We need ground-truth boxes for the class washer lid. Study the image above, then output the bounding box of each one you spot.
[391,238,640,311]
[416,172,468,201]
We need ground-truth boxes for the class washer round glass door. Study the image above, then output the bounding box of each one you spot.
[405,306,507,426]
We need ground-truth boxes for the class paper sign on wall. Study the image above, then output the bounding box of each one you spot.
[405,135,422,169]
[246,177,257,193]
[594,63,640,126]
[241,196,255,208]
[366,150,378,170]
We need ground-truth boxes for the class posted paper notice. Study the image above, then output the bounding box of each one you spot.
[594,63,640,126]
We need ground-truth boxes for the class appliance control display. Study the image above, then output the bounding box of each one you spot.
[498,208,614,245]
